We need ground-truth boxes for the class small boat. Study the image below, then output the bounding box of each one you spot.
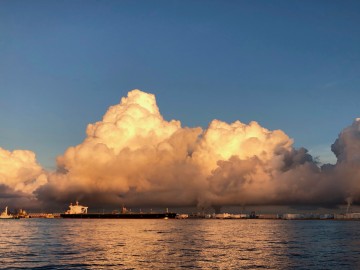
[0,206,14,219]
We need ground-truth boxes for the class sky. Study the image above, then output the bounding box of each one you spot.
[0,1,360,210]
[1,0,359,169]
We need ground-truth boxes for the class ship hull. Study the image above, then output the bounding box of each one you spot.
[60,213,177,219]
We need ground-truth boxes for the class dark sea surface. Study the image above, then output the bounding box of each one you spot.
[1,219,360,269]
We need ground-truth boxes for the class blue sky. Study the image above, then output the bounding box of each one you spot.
[1,0,359,169]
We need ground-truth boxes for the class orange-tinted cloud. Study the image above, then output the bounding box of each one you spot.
[3,89,360,210]
[0,147,47,208]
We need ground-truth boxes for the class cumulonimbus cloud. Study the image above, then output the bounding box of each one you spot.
[2,89,360,209]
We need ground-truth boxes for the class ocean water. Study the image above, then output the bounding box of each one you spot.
[1,219,360,269]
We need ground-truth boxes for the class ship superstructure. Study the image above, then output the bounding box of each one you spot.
[65,201,88,214]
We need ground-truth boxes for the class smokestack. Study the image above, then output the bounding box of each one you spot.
[346,197,353,214]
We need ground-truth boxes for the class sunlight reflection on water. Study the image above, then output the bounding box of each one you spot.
[1,219,360,269]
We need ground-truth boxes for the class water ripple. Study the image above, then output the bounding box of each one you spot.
[1,219,360,269]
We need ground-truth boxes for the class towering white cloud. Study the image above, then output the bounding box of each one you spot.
[39,90,202,207]
[38,89,337,209]
[3,89,360,210]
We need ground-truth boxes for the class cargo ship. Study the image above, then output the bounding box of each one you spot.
[60,201,177,219]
